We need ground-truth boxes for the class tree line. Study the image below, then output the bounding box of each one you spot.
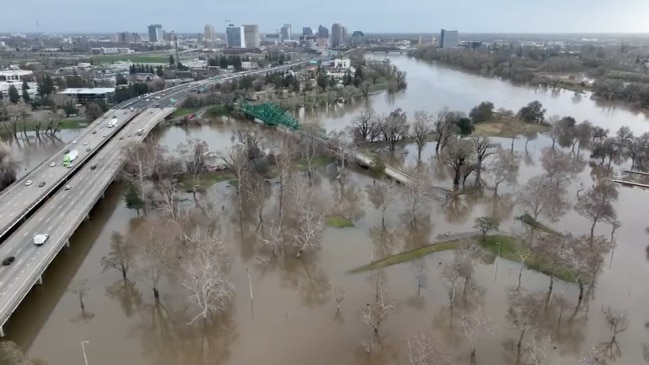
[411,45,649,107]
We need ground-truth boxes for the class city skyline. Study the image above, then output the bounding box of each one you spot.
[4,0,649,33]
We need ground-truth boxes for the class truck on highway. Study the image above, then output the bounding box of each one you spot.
[107,118,118,128]
[62,149,79,168]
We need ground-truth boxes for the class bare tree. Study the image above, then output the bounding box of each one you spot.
[327,129,355,173]
[246,175,271,233]
[288,176,325,258]
[300,123,325,181]
[524,334,557,365]
[379,108,409,151]
[487,146,520,196]
[361,282,395,352]
[136,220,177,299]
[602,307,628,356]
[471,135,493,183]
[274,134,299,235]
[182,226,234,324]
[516,174,570,224]
[460,304,493,360]
[434,107,459,153]
[534,234,572,299]
[575,181,618,247]
[580,346,608,365]
[0,142,18,192]
[442,138,474,186]
[506,289,547,357]
[176,138,209,189]
[219,143,250,222]
[156,179,179,220]
[411,110,434,164]
[0,341,46,365]
[70,279,90,314]
[566,235,610,309]
[401,167,431,225]
[100,231,134,280]
[348,110,376,143]
[331,282,345,312]
[366,179,397,228]
[407,332,454,365]
[499,115,524,151]
[122,142,156,215]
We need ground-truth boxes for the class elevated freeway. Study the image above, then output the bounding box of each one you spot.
[0,60,322,335]
[0,59,313,243]
[0,107,175,336]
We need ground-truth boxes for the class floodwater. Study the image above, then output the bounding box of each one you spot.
[6,56,649,365]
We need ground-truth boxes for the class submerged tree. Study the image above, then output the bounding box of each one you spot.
[460,304,493,360]
[406,332,454,365]
[100,231,134,280]
[0,142,18,193]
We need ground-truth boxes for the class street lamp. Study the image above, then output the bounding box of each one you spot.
[81,341,90,365]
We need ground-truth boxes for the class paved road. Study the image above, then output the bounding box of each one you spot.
[0,108,173,330]
[0,61,305,241]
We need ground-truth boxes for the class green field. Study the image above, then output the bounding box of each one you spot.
[92,54,170,64]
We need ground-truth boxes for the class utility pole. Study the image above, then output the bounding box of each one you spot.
[81,341,90,365]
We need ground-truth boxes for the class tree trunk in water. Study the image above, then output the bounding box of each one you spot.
[453,169,461,186]
[516,265,524,290]
[517,329,526,353]
[153,287,160,299]
[589,219,597,247]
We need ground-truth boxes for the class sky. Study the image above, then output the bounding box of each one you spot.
[6,0,649,34]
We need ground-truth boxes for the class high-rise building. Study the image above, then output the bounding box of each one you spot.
[203,24,215,43]
[243,25,260,48]
[341,26,348,45]
[440,29,459,48]
[331,23,343,47]
[148,24,163,43]
[317,25,329,39]
[302,27,314,36]
[226,25,245,48]
[281,24,291,40]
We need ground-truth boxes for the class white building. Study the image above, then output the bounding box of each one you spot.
[332,58,351,69]
[243,25,260,48]
[0,70,37,98]
[241,61,258,70]
[226,26,245,48]
[203,24,215,43]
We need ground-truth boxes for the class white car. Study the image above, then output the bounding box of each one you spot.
[24,180,33,186]
[82,141,88,146]
[65,184,71,190]
[49,162,56,167]
[33,234,49,246]
[72,140,77,144]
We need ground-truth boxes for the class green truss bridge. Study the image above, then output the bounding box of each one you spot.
[238,102,301,131]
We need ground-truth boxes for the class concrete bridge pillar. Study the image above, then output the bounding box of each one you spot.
[36,276,43,285]
[85,214,90,221]
[0,325,4,337]
[65,240,70,248]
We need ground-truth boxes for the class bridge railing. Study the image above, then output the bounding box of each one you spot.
[0,108,175,329]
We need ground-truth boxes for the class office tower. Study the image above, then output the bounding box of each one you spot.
[302,27,314,36]
[281,24,291,40]
[341,26,348,44]
[203,24,215,43]
[226,25,245,48]
[243,24,260,48]
[331,23,343,47]
[440,29,459,48]
[148,24,163,43]
[317,25,329,39]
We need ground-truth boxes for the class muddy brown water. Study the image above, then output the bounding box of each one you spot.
[4,56,649,365]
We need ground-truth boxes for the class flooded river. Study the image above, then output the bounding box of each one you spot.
[7,56,649,365]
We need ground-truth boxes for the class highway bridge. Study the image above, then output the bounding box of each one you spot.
[0,58,321,336]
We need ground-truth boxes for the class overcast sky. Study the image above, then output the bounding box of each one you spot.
[6,0,649,34]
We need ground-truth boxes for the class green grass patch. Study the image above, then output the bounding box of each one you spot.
[172,107,200,117]
[92,54,170,64]
[327,215,354,228]
[297,155,334,172]
[515,214,561,235]
[350,240,458,273]
[178,171,234,191]
[0,118,85,136]
[350,233,577,283]
[472,119,549,138]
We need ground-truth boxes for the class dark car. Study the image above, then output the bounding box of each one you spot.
[90,165,97,170]
[64,149,70,154]
[92,131,97,134]
[38,181,46,187]
[2,256,15,266]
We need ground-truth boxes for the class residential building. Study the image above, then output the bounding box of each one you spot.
[302,27,314,36]
[281,24,291,41]
[0,69,33,82]
[331,23,343,47]
[226,25,245,48]
[203,24,215,43]
[148,24,163,43]
[332,58,351,69]
[440,29,459,49]
[243,25,260,48]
